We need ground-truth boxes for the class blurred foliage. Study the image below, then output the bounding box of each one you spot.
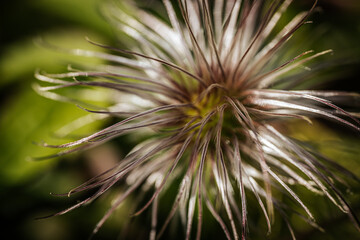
[0,0,360,240]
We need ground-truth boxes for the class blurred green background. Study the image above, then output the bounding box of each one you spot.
[1,0,360,239]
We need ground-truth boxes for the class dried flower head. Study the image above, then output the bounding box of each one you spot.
[35,0,360,239]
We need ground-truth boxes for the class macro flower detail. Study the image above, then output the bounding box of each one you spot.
[35,0,360,239]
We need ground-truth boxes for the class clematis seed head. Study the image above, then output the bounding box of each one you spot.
[35,0,360,239]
